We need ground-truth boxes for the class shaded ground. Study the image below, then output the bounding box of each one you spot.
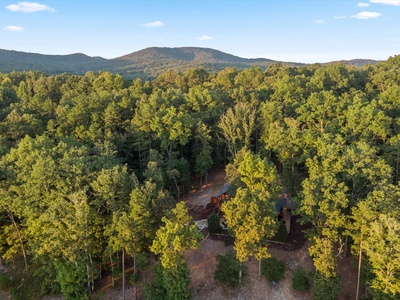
[185,235,313,300]
[184,168,226,220]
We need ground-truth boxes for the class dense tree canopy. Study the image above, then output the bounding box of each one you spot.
[1,56,400,299]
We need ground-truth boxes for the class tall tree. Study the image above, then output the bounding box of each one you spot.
[218,102,256,159]
[150,201,201,300]
[223,149,280,280]
[298,135,348,278]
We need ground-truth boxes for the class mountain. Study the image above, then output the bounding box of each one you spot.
[114,47,305,77]
[0,47,381,79]
[0,49,116,74]
[117,47,279,64]
[323,58,381,67]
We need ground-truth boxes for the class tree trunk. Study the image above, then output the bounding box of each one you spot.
[110,251,115,287]
[224,145,227,167]
[122,249,125,300]
[86,263,91,295]
[238,264,242,300]
[173,176,180,202]
[356,242,362,300]
[134,252,137,300]
[396,149,399,184]
[258,259,261,279]
[138,148,142,174]
[344,232,349,257]
[9,212,28,271]
[90,254,94,291]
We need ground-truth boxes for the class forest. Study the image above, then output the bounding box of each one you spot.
[0,56,400,300]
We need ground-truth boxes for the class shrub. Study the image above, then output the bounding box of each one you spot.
[273,221,288,242]
[0,269,49,300]
[56,262,89,300]
[143,264,165,300]
[261,257,285,282]
[129,273,139,284]
[207,212,221,233]
[292,266,310,291]
[0,273,11,290]
[214,250,243,287]
[144,262,191,300]
[312,272,340,300]
[163,262,192,300]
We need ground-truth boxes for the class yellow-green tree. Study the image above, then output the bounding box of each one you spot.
[150,201,201,300]
[223,149,280,279]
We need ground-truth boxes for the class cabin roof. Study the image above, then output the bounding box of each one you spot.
[276,197,290,214]
[217,183,231,196]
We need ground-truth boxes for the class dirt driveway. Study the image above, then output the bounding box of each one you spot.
[185,236,313,300]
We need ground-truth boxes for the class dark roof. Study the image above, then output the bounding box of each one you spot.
[217,183,231,196]
[276,197,289,214]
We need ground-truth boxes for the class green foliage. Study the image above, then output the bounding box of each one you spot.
[311,272,340,300]
[136,252,150,271]
[151,201,201,270]
[0,273,10,290]
[144,263,166,300]
[129,273,139,284]
[218,102,256,159]
[222,149,280,263]
[363,214,400,297]
[195,145,213,180]
[163,262,192,300]
[292,266,310,291]
[261,257,285,282]
[0,270,44,300]
[55,262,89,300]
[1,58,400,299]
[273,221,288,242]
[368,287,400,300]
[207,212,221,234]
[214,250,244,287]
[144,262,191,300]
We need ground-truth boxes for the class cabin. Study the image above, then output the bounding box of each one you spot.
[210,183,293,233]
[210,183,230,207]
[275,195,293,233]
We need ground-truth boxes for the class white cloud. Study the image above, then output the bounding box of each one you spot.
[2,25,24,31]
[358,2,371,7]
[6,2,55,13]
[352,11,382,19]
[314,19,325,24]
[333,15,347,19]
[197,35,212,40]
[143,21,165,28]
[370,0,400,5]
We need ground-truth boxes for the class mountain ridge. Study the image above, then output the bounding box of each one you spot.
[0,47,383,79]
[116,46,277,64]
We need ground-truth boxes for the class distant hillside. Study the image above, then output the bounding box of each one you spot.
[117,47,279,64]
[324,58,381,67]
[0,47,381,79]
[114,47,304,77]
[0,49,117,74]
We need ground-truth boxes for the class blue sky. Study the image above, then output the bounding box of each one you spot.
[1,0,399,63]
